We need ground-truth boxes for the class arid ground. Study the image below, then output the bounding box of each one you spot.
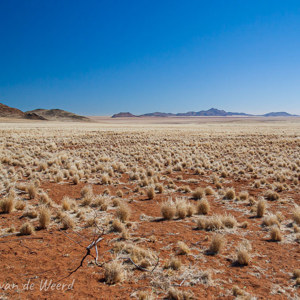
[0,117,299,299]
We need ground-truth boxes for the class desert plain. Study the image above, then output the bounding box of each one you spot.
[0,116,299,299]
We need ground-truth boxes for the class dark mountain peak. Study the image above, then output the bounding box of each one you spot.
[112,112,137,118]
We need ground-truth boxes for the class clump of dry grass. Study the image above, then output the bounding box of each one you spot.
[204,186,214,195]
[27,183,37,199]
[192,188,204,200]
[155,183,164,194]
[177,241,190,255]
[221,214,237,228]
[80,185,93,198]
[161,200,176,220]
[167,288,194,300]
[116,204,131,222]
[265,190,279,201]
[62,196,72,211]
[270,226,282,241]
[164,257,182,270]
[224,188,235,200]
[136,291,154,300]
[196,198,210,215]
[23,209,38,219]
[232,286,245,297]
[175,198,189,219]
[262,214,280,227]
[38,206,51,229]
[72,175,79,185]
[235,244,251,266]
[39,192,52,206]
[239,191,249,201]
[256,199,266,218]
[293,269,300,279]
[104,260,125,284]
[146,187,155,199]
[293,206,300,225]
[20,222,34,235]
[61,215,75,229]
[111,219,126,233]
[0,196,14,213]
[208,234,226,255]
[93,195,109,211]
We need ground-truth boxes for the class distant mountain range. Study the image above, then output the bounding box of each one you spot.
[0,103,91,122]
[112,108,298,118]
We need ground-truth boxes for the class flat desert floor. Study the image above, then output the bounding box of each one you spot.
[0,117,299,299]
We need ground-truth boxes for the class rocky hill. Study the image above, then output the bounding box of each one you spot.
[25,109,91,122]
[0,103,25,118]
[112,112,137,118]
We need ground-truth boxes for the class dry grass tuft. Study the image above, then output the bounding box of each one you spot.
[265,190,279,201]
[20,222,34,235]
[0,196,15,213]
[270,226,282,241]
[208,234,226,255]
[116,204,131,222]
[61,215,75,229]
[27,183,37,199]
[161,200,176,220]
[256,199,266,218]
[192,188,204,200]
[38,206,51,229]
[146,187,155,199]
[224,188,235,200]
[104,260,125,284]
[196,198,210,215]
[177,241,190,255]
[164,257,182,270]
[236,245,250,266]
[167,288,194,300]
[293,206,300,225]
[111,219,126,233]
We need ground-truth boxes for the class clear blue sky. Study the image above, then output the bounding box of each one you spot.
[1,0,300,115]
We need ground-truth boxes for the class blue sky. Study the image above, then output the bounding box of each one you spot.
[1,0,300,115]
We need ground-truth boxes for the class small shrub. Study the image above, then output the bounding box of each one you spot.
[111,219,125,232]
[177,241,190,255]
[72,175,79,185]
[161,200,176,220]
[208,234,226,255]
[165,257,181,271]
[293,269,300,279]
[192,188,204,200]
[167,288,194,300]
[27,183,37,199]
[20,222,34,235]
[61,215,75,229]
[39,206,51,229]
[236,246,250,266]
[239,191,249,201]
[62,197,72,211]
[116,204,131,222]
[293,207,300,225]
[224,188,235,200]
[196,198,210,215]
[146,187,155,199]
[265,190,279,201]
[104,260,125,284]
[256,199,266,218]
[0,196,14,213]
[204,186,214,195]
[270,226,282,241]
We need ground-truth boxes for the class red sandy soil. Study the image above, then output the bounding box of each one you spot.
[0,172,299,299]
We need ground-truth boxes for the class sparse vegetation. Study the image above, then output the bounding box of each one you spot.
[0,119,299,299]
